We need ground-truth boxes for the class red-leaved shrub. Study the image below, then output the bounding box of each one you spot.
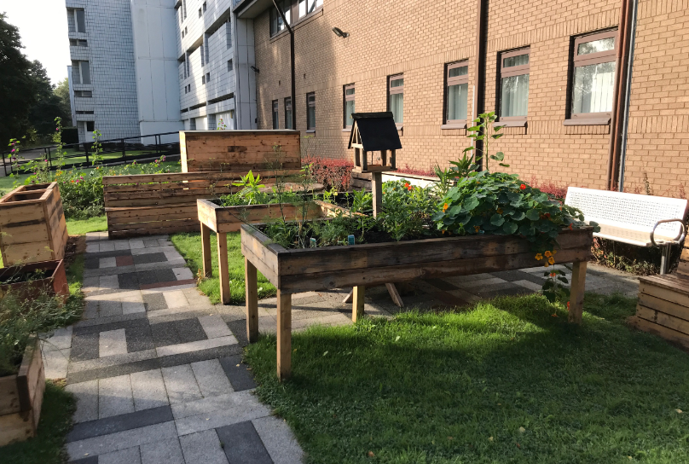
[529,176,568,201]
[303,155,353,191]
[396,164,436,177]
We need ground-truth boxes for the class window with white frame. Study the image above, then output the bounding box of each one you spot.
[499,48,530,123]
[284,97,293,129]
[388,74,404,125]
[72,61,91,85]
[306,92,316,130]
[445,61,469,125]
[343,84,355,128]
[270,0,322,37]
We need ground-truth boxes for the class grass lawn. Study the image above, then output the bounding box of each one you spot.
[0,381,76,463]
[66,216,108,236]
[246,293,689,463]
[171,231,276,304]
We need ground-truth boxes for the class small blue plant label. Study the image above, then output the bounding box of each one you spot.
[347,235,355,245]
[310,238,317,248]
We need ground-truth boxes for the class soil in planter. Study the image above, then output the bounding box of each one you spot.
[0,269,50,285]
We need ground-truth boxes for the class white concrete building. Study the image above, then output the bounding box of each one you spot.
[65,0,257,144]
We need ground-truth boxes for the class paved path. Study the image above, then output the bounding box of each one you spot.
[41,232,638,464]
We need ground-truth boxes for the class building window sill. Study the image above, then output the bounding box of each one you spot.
[494,119,527,128]
[441,122,467,130]
[342,127,351,132]
[563,117,611,126]
[306,129,316,134]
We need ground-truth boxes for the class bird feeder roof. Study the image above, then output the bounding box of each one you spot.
[348,112,402,152]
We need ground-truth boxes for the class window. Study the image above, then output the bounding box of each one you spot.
[298,0,322,18]
[388,74,404,125]
[73,61,91,85]
[86,121,95,132]
[199,8,202,17]
[343,84,355,128]
[70,39,88,47]
[445,62,468,125]
[227,60,233,72]
[75,90,92,98]
[202,75,206,85]
[204,36,210,65]
[499,48,530,123]
[200,45,205,66]
[206,72,211,83]
[272,100,279,129]
[190,118,196,130]
[203,2,207,12]
[285,97,293,129]
[178,7,182,24]
[306,92,316,130]
[270,0,322,37]
[74,9,86,33]
[569,30,617,122]
[208,114,216,130]
[226,19,232,49]
[270,0,291,36]
[183,0,187,19]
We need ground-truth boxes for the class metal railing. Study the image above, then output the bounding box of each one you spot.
[1,131,181,176]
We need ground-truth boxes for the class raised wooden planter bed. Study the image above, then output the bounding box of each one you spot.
[0,183,68,266]
[629,244,689,348]
[241,225,594,379]
[197,199,349,304]
[0,338,45,446]
[0,260,69,301]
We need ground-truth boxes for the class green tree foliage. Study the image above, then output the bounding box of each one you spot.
[0,13,35,147]
[53,77,72,124]
[27,60,70,138]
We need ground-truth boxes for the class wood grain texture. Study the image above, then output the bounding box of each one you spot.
[277,290,292,381]
[568,261,587,324]
[628,315,689,349]
[217,232,230,305]
[201,223,212,278]
[245,258,259,343]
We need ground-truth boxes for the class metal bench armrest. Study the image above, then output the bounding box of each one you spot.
[650,219,686,246]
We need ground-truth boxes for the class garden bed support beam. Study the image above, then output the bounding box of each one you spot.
[201,223,212,278]
[246,258,259,343]
[353,286,365,322]
[277,290,292,381]
[217,232,231,305]
[568,261,587,324]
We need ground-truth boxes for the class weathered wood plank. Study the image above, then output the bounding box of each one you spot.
[245,258,259,343]
[638,293,689,322]
[276,290,292,381]
[639,280,689,308]
[352,286,365,322]
[217,232,230,305]
[201,223,212,278]
[568,261,587,324]
[628,315,689,349]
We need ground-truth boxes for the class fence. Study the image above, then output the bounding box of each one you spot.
[1,132,181,176]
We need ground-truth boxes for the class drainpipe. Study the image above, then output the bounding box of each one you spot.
[473,0,488,169]
[607,0,634,190]
[617,0,639,192]
[271,0,297,131]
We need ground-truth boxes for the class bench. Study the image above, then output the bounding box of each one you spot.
[565,187,687,274]
[630,243,689,348]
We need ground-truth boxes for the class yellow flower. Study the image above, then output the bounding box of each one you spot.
[544,261,550,268]
[497,208,503,214]
[552,250,557,255]
[535,253,543,261]
[548,257,555,265]
[544,251,552,258]
[443,203,449,212]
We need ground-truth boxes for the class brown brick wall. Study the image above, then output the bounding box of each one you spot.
[253,0,689,197]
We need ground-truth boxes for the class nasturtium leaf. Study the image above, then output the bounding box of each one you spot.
[502,221,518,235]
[463,196,480,211]
[457,213,472,225]
[448,205,463,216]
[510,211,526,221]
[490,214,505,226]
[526,209,540,221]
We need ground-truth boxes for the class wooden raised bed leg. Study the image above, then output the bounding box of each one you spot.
[245,258,259,343]
[568,261,587,324]
[353,285,365,322]
[201,223,212,278]
[372,172,383,217]
[217,232,230,305]
[277,290,292,381]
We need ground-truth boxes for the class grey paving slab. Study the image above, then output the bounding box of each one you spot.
[140,437,185,464]
[43,326,73,350]
[69,349,157,374]
[163,290,189,309]
[68,406,173,442]
[133,253,168,265]
[43,347,71,379]
[71,331,100,362]
[99,329,128,358]
[219,356,256,392]
[131,245,178,256]
[99,301,123,318]
[67,421,178,460]
[179,430,229,464]
[151,319,206,348]
[99,374,134,419]
[156,336,238,358]
[124,325,155,353]
[67,380,99,423]
[252,415,304,464]
[191,359,233,398]
[131,369,169,411]
[216,421,273,464]
[69,456,98,464]
[173,267,194,281]
[99,446,140,464]
[162,364,203,404]
[199,315,233,339]
[143,293,168,311]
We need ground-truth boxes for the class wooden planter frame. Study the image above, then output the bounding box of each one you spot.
[197,199,350,304]
[241,225,593,380]
[0,259,69,301]
[0,337,45,446]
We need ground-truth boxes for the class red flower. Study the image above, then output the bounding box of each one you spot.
[404,182,412,191]
[520,184,526,190]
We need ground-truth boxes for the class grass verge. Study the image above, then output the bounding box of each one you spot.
[171,231,276,304]
[66,216,107,236]
[246,293,689,463]
[0,380,76,463]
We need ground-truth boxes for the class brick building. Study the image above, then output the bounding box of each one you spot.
[235,0,689,197]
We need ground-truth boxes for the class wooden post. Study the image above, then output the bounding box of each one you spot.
[385,283,404,308]
[277,290,292,381]
[352,285,365,322]
[245,258,259,343]
[568,261,587,324]
[217,232,230,305]
[201,223,212,278]
[372,172,383,218]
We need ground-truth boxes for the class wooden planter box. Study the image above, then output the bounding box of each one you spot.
[241,225,594,379]
[198,199,349,304]
[0,260,69,302]
[0,183,68,266]
[180,130,301,173]
[0,338,45,446]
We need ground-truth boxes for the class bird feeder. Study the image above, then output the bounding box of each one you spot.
[348,112,401,217]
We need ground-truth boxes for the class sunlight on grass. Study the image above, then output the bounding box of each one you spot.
[66,216,108,236]
[246,293,689,463]
[171,231,276,304]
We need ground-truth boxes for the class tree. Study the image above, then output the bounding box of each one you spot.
[54,78,72,125]
[27,60,70,138]
[0,13,36,148]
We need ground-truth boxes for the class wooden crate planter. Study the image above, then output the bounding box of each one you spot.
[0,260,69,301]
[0,183,68,266]
[629,244,689,348]
[241,225,594,379]
[180,130,301,173]
[198,199,349,304]
[0,338,46,446]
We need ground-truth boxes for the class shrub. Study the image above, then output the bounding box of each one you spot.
[528,176,569,201]
[303,155,353,191]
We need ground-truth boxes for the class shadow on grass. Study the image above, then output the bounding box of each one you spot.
[246,294,689,464]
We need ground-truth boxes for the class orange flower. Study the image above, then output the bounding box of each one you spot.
[544,251,552,258]
[474,226,480,233]
[404,182,412,191]
[568,224,574,230]
[535,253,543,261]
[548,257,555,265]
[551,314,558,317]
[443,203,449,212]
[496,208,503,214]
[520,184,526,190]
[566,301,571,311]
